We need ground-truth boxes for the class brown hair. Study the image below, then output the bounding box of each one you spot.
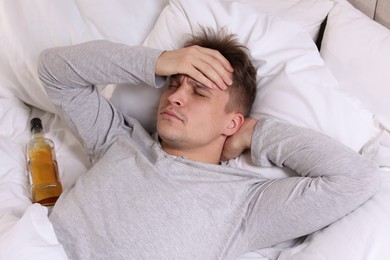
[184,27,257,117]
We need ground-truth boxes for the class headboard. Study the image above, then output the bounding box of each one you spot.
[348,0,390,29]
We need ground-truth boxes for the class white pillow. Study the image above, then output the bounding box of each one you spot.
[320,0,390,121]
[108,0,334,132]
[0,204,67,260]
[140,0,378,175]
[228,0,334,40]
[0,0,168,113]
[142,0,374,148]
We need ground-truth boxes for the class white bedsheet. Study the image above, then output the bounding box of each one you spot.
[0,0,389,259]
[0,94,89,260]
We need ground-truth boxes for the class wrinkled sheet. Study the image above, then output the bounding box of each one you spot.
[0,0,389,259]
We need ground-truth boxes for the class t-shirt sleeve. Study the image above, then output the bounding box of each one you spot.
[37,40,165,162]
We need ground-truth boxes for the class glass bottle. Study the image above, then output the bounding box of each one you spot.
[27,118,62,206]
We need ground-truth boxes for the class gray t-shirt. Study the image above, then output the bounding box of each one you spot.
[38,40,379,259]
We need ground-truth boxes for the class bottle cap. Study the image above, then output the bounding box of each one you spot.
[30,118,43,131]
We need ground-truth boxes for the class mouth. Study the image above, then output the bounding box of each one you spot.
[160,109,184,122]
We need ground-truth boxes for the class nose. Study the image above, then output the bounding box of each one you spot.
[167,91,183,106]
[167,79,190,107]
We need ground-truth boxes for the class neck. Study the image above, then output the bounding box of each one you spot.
[160,138,225,164]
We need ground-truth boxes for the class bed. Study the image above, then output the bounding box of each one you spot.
[0,0,389,259]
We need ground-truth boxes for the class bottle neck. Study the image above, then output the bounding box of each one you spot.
[31,127,44,139]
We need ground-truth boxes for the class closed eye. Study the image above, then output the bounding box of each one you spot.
[190,79,212,98]
[195,92,205,97]
[194,89,208,97]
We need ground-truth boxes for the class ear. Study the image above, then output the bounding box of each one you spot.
[223,113,245,136]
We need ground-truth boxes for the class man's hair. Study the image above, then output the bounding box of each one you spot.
[184,28,257,117]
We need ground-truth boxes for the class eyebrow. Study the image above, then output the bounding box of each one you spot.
[188,78,212,94]
[169,74,213,94]
[169,74,181,83]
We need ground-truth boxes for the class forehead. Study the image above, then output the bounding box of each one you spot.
[169,74,194,83]
[169,74,228,96]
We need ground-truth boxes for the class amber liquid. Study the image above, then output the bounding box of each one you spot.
[27,139,62,206]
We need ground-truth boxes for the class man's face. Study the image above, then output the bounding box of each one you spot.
[157,74,234,151]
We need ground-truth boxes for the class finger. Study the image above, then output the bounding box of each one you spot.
[191,56,232,90]
[192,63,227,90]
[196,48,234,90]
[221,144,243,161]
[201,58,233,90]
[197,46,234,72]
[220,153,228,162]
[159,46,233,90]
[176,50,221,89]
[183,65,218,90]
[221,146,230,161]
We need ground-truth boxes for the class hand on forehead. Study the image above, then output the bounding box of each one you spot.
[155,45,234,91]
[169,74,226,98]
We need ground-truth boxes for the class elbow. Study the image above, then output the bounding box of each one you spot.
[37,48,63,90]
[362,166,381,198]
[344,161,380,203]
[356,158,381,197]
[37,49,53,85]
[325,159,381,209]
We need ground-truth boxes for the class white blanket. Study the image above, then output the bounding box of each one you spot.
[0,0,389,259]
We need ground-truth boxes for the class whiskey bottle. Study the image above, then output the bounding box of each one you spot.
[27,118,62,206]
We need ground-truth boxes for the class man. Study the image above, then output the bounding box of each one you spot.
[38,29,378,259]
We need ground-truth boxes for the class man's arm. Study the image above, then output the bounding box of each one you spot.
[223,118,378,179]
[38,40,166,162]
[223,119,379,248]
[38,40,234,162]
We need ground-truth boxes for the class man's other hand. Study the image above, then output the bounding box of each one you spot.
[221,118,257,161]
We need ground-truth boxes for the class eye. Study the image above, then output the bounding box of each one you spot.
[194,90,206,97]
[168,82,179,89]
[191,80,210,98]
[194,89,208,98]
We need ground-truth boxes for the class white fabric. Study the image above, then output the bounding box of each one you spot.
[0,88,90,260]
[0,204,67,260]
[140,0,379,175]
[228,0,334,40]
[277,169,390,260]
[0,0,169,113]
[0,0,389,259]
[0,0,331,128]
[320,0,390,168]
[321,0,390,122]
